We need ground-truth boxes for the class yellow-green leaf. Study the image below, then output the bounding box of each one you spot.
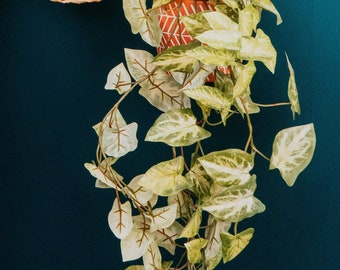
[138,156,191,196]
[269,124,316,186]
[145,108,211,147]
[203,11,239,31]
[239,29,277,73]
[239,4,260,36]
[233,61,256,98]
[184,238,208,264]
[181,13,212,37]
[252,0,283,25]
[196,30,242,50]
[152,0,173,8]
[179,208,202,238]
[220,228,254,262]
[285,52,301,119]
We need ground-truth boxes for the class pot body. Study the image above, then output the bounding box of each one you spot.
[158,0,229,81]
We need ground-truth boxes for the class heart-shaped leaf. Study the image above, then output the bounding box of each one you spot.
[108,199,133,239]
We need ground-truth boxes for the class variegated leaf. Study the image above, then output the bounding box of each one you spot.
[269,124,316,186]
[184,86,232,111]
[198,149,255,186]
[154,221,183,255]
[145,108,211,147]
[125,266,144,270]
[153,43,200,72]
[152,0,173,8]
[181,13,212,38]
[104,63,131,94]
[221,0,239,9]
[102,122,138,158]
[138,156,191,196]
[239,4,260,36]
[196,30,242,50]
[186,46,237,67]
[146,204,177,232]
[233,61,256,98]
[108,199,133,239]
[285,52,301,119]
[204,215,231,261]
[179,208,202,238]
[168,192,194,219]
[180,64,215,90]
[221,228,254,262]
[184,238,208,264]
[252,0,283,25]
[143,241,162,270]
[202,175,266,222]
[203,11,239,31]
[127,174,154,206]
[234,92,260,115]
[240,29,277,73]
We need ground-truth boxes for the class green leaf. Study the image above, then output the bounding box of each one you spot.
[184,238,208,264]
[239,4,260,36]
[154,221,183,255]
[125,48,190,112]
[240,29,277,73]
[220,228,254,263]
[108,199,133,239]
[102,122,138,158]
[198,149,255,187]
[143,241,162,270]
[145,108,211,147]
[196,30,242,50]
[252,0,283,25]
[186,46,237,67]
[221,0,239,9]
[202,11,239,31]
[104,63,131,94]
[202,175,266,222]
[146,204,178,232]
[179,208,202,238]
[153,43,200,72]
[269,124,316,186]
[285,52,301,119]
[233,61,256,98]
[138,156,191,196]
[184,86,232,111]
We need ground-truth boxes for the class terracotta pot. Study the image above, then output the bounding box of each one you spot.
[158,0,229,81]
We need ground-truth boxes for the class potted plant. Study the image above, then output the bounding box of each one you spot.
[53,0,316,269]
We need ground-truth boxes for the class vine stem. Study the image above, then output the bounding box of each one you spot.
[252,101,291,107]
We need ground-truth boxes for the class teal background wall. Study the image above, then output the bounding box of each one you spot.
[1,0,339,269]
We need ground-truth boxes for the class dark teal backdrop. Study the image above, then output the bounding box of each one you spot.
[1,0,339,269]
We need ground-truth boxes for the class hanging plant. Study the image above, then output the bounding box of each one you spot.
[52,0,316,269]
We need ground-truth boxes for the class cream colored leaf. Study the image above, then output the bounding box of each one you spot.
[196,30,242,50]
[239,4,260,36]
[179,208,202,238]
[221,228,254,262]
[145,108,211,147]
[146,204,177,232]
[154,221,183,255]
[51,0,101,3]
[168,192,194,219]
[108,199,133,239]
[138,156,191,196]
[152,0,173,8]
[252,0,283,25]
[269,124,316,186]
[240,29,277,73]
[204,215,231,261]
[143,241,162,270]
[285,53,301,119]
[84,161,122,189]
[102,122,138,158]
[104,63,131,94]
[121,218,154,262]
[123,0,146,34]
[184,238,208,264]
[198,149,255,187]
[128,175,154,206]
